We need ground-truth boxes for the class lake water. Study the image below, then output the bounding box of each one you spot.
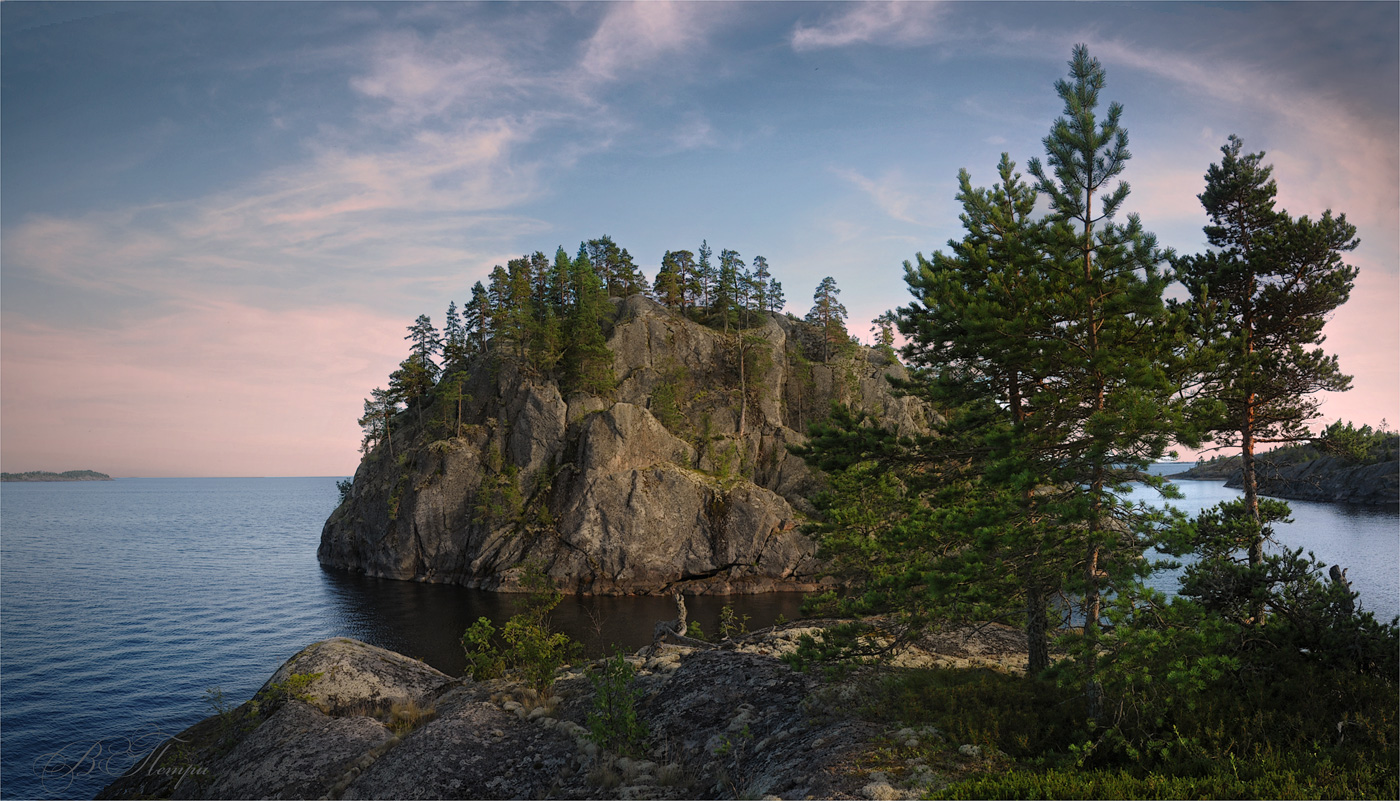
[1,473,1395,799]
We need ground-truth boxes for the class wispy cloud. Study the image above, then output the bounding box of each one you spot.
[4,119,547,312]
[791,2,948,51]
[579,1,713,81]
[833,167,945,227]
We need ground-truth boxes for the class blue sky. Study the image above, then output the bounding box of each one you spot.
[3,1,1396,477]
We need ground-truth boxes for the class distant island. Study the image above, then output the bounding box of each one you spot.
[1,470,113,482]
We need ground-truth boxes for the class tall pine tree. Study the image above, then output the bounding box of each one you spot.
[1175,135,1357,620]
[806,276,848,362]
[1024,44,1183,704]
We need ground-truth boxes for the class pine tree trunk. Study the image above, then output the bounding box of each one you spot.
[1241,288,1265,625]
[1025,582,1050,674]
[738,337,747,438]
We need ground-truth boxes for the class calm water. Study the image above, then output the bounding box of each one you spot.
[1135,465,1400,623]
[1,473,1395,799]
[0,477,805,800]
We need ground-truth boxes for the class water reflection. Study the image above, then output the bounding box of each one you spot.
[318,567,809,675]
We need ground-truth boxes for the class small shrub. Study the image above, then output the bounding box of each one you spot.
[462,617,507,680]
[335,478,353,505]
[460,564,579,694]
[860,668,1084,760]
[245,671,323,722]
[586,651,649,756]
[718,605,750,639]
[502,613,576,694]
[587,765,623,789]
[650,381,687,434]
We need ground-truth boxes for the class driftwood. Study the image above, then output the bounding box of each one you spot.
[651,592,719,651]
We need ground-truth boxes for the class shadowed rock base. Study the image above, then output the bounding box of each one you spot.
[99,624,1030,800]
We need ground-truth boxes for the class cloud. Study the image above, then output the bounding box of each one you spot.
[579,2,712,81]
[833,167,946,227]
[791,2,947,51]
[349,24,545,125]
[3,119,548,313]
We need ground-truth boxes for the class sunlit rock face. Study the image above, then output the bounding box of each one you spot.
[318,296,932,595]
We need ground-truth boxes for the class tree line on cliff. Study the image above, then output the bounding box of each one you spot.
[790,44,1394,797]
[356,237,855,457]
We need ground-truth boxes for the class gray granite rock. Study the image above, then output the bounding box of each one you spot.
[319,296,933,595]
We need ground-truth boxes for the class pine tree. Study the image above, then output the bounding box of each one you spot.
[1175,135,1357,620]
[509,258,535,360]
[696,240,715,310]
[899,154,1069,672]
[653,251,686,309]
[585,237,619,296]
[713,248,744,332]
[358,387,400,457]
[487,265,512,348]
[389,353,435,424]
[548,247,574,312]
[750,256,773,315]
[563,248,617,396]
[465,281,491,354]
[443,301,467,367]
[404,314,441,381]
[870,310,896,360]
[765,274,785,315]
[614,247,648,297]
[1024,44,1183,703]
[806,276,848,362]
[668,249,699,311]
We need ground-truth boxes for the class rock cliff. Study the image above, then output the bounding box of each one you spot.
[320,296,931,595]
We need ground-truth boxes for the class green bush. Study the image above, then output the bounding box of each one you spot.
[460,564,579,694]
[586,651,649,756]
[461,617,507,681]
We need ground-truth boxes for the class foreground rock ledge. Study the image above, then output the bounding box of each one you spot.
[98,626,1030,800]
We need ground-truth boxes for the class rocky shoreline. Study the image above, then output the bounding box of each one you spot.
[1168,454,1398,506]
[97,623,1031,800]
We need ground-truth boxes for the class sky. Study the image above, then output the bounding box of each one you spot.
[2,1,1396,478]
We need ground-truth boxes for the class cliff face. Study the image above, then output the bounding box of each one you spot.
[319,296,931,595]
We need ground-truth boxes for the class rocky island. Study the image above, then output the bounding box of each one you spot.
[320,294,930,596]
[0,470,112,482]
